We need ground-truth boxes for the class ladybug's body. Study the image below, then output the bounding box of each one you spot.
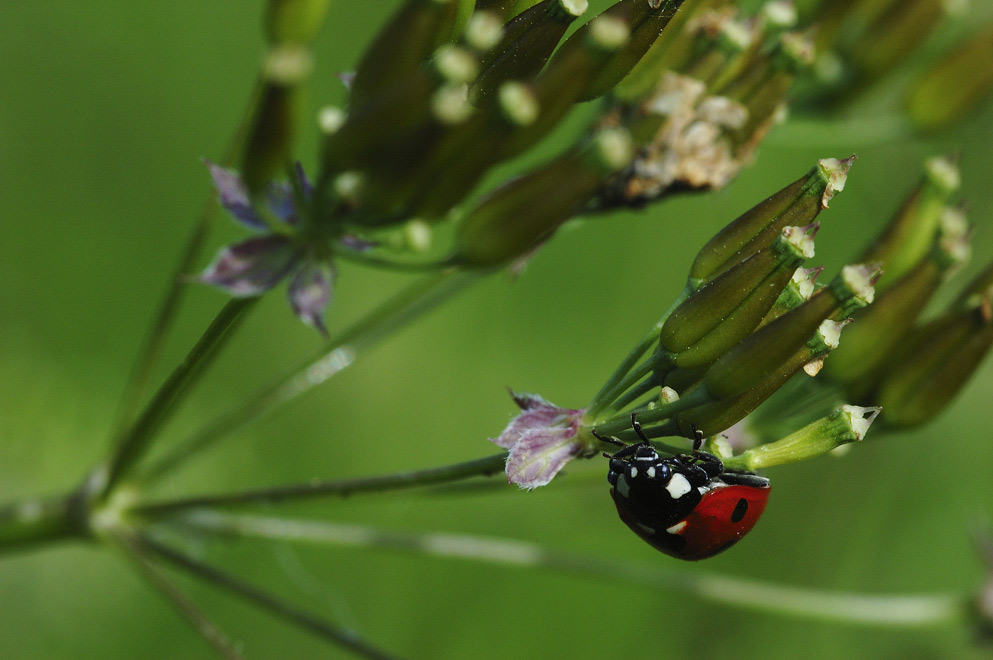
[605,436,770,561]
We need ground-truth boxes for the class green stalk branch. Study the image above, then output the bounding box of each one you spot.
[99,297,259,498]
[135,533,404,660]
[139,268,478,484]
[114,533,246,660]
[136,453,508,516]
[176,511,965,628]
[111,79,263,439]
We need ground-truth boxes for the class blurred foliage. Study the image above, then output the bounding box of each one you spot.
[2,1,993,659]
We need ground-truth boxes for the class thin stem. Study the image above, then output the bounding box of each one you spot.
[586,325,661,418]
[0,491,90,554]
[587,354,659,419]
[139,268,477,484]
[175,511,965,628]
[135,453,508,516]
[114,532,246,660]
[111,78,263,438]
[586,283,692,419]
[135,533,405,660]
[603,372,658,414]
[593,385,710,438]
[99,297,259,497]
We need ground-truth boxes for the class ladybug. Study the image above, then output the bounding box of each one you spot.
[596,419,770,561]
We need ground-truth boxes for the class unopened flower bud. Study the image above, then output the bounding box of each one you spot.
[660,223,816,368]
[348,0,463,109]
[571,0,686,102]
[906,23,993,131]
[857,155,960,291]
[453,127,632,267]
[241,47,311,195]
[827,211,972,396]
[264,0,331,46]
[877,298,993,427]
[472,0,587,104]
[730,405,881,470]
[688,157,852,286]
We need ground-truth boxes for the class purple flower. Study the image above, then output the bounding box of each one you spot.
[490,391,588,490]
[199,161,344,335]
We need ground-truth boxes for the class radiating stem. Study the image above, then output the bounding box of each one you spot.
[136,533,404,660]
[114,533,246,660]
[135,453,508,516]
[99,297,259,498]
[173,511,965,627]
[0,492,90,554]
[139,268,478,484]
[110,78,263,439]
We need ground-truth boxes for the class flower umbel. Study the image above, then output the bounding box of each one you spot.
[490,391,588,489]
[199,161,339,334]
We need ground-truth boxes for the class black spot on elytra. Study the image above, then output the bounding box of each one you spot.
[730,498,748,523]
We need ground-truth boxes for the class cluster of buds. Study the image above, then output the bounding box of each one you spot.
[494,157,888,487]
[796,0,993,130]
[199,0,831,330]
[824,155,993,427]
[593,0,813,208]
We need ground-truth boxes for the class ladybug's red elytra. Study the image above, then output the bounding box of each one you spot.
[597,419,770,561]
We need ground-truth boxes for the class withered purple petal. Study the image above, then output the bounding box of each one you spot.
[200,235,301,297]
[505,427,585,490]
[266,182,298,225]
[491,392,583,450]
[205,160,267,230]
[288,259,335,335]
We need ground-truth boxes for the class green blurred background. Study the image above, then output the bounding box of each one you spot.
[3,1,993,658]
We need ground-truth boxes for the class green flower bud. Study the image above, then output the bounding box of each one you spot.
[660,223,816,369]
[572,0,686,102]
[452,127,633,267]
[264,0,330,46]
[906,23,993,131]
[877,293,993,428]
[857,155,960,292]
[613,0,728,101]
[471,0,587,104]
[703,264,876,402]
[848,0,947,84]
[475,0,545,21]
[689,157,852,286]
[240,47,311,195]
[728,405,881,471]
[348,0,463,109]
[762,266,823,326]
[826,212,971,396]
[667,316,853,437]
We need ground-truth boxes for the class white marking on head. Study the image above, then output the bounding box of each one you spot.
[628,466,638,479]
[646,466,656,479]
[665,473,692,499]
[615,475,631,498]
[666,520,688,535]
[635,454,655,461]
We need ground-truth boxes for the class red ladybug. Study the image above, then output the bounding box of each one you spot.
[597,420,770,561]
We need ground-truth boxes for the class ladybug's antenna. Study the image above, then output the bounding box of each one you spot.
[630,413,651,445]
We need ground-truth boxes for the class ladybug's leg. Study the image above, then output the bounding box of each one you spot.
[591,426,625,448]
[689,423,705,452]
[630,413,652,446]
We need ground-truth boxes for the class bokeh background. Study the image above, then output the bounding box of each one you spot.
[3,1,993,658]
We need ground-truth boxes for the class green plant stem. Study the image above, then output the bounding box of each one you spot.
[138,268,478,485]
[114,532,246,660]
[135,453,508,516]
[604,372,658,414]
[0,492,90,554]
[586,326,661,418]
[587,355,658,420]
[135,533,404,660]
[99,297,259,498]
[110,78,263,440]
[585,284,692,419]
[174,511,965,628]
[593,385,710,438]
